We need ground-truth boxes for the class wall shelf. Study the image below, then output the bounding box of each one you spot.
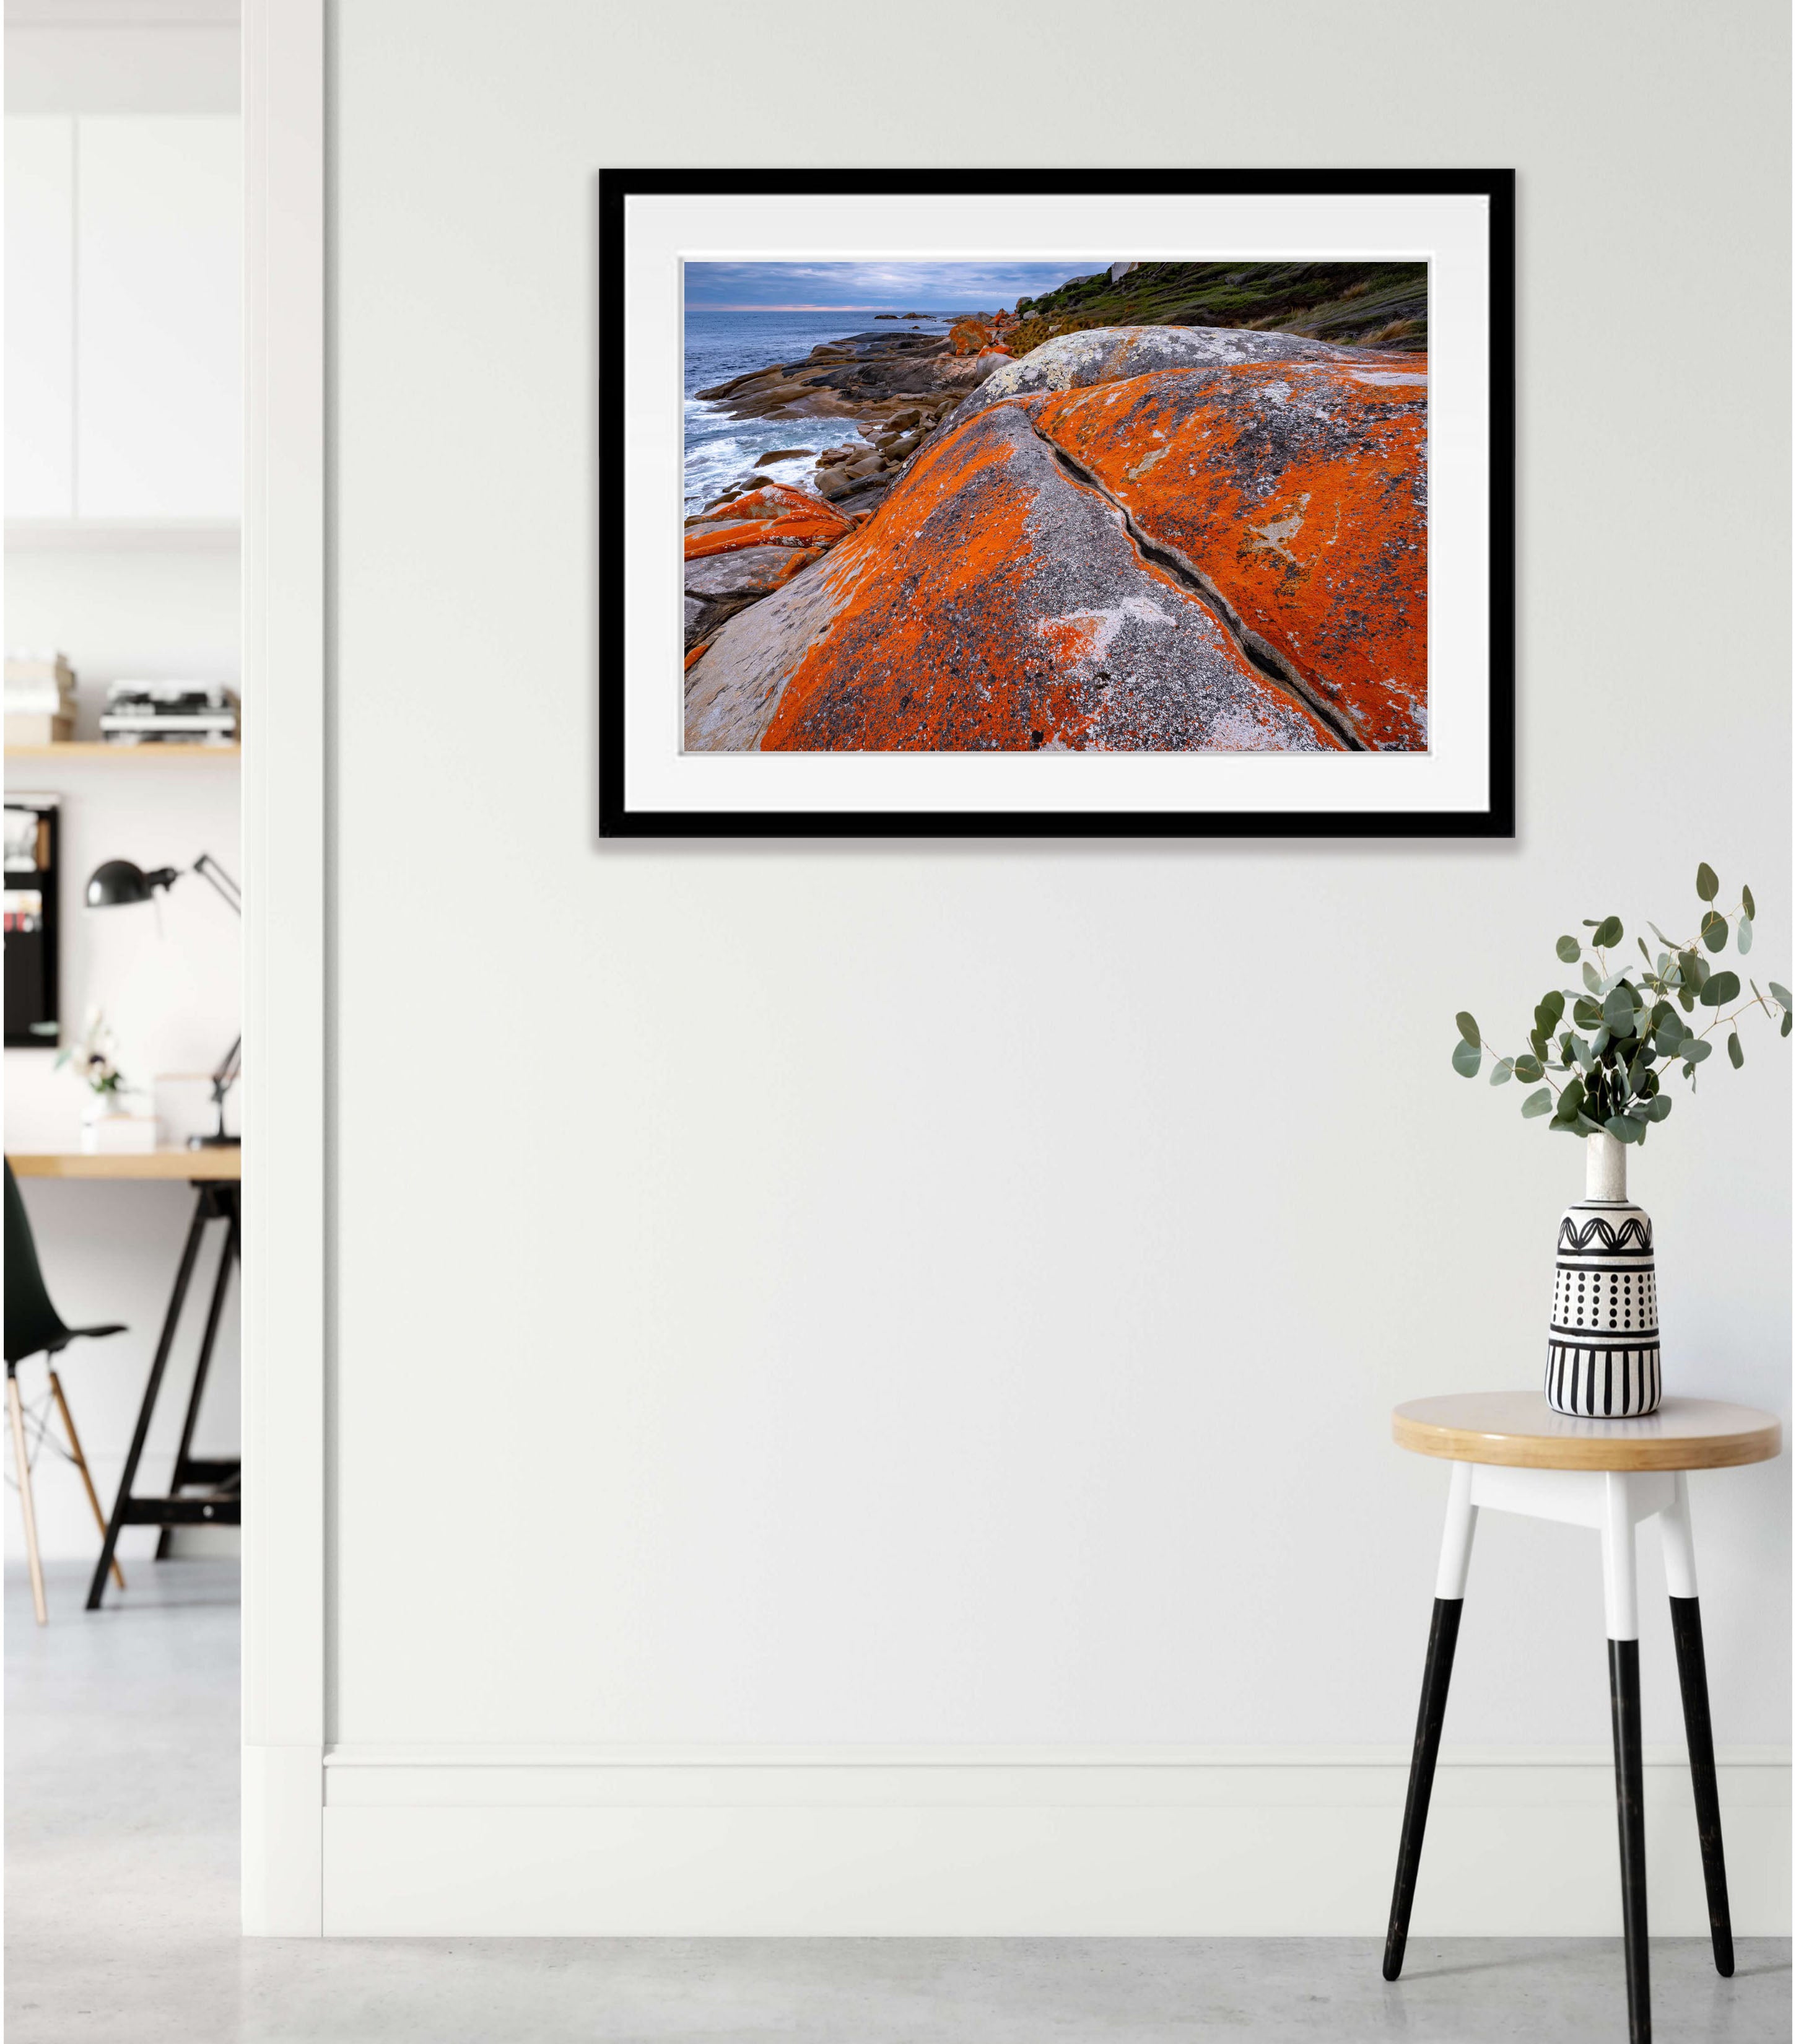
[4,742,240,762]
[5,519,240,552]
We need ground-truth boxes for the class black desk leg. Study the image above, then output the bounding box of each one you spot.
[1383,1595,1463,1980]
[154,1205,240,1561]
[1669,1596,1733,1976]
[1609,1638,1651,2044]
[86,1189,211,1610]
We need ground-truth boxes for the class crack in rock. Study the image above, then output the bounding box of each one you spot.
[1020,414,1366,753]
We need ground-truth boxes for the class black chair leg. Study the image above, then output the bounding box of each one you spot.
[1609,1637,1651,2044]
[1383,1595,1463,1981]
[1668,1595,1733,1976]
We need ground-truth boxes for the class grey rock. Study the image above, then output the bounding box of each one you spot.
[941,325,1356,434]
[684,557,848,751]
[684,546,811,601]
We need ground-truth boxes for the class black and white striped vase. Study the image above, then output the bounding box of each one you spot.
[1546,1132,1661,1417]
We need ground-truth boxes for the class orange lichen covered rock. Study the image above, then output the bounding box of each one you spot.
[1032,357,1428,748]
[949,315,1001,357]
[687,400,1344,754]
[682,483,854,561]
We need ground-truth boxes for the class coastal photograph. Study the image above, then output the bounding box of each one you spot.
[682,258,1429,756]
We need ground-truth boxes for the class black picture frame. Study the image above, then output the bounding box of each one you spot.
[600,167,1514,839]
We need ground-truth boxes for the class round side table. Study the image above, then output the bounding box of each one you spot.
[1384,1391,1781,2044]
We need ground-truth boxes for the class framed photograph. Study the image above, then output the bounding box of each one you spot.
[599,169,1513,839]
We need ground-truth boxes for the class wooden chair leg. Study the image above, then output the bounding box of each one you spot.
[48,1368,125,1592]
[7,1371,48,1625]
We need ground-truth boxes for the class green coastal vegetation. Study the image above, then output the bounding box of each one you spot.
[1011,260,1427,352]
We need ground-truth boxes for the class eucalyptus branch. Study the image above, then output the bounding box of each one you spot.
[1454,863,1790,1146]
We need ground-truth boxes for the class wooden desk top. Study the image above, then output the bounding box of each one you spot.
[6,1148,242,1182]
[1393,1392,1781,1473]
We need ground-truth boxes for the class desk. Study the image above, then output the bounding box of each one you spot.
[7,1149,242,1608]
[7,1150,241,1182]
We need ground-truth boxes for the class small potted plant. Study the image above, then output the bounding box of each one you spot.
[1454,865,1789,1417]
[57,1010,152,1153]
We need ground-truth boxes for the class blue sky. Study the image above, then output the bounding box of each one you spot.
[684,260,1102,312]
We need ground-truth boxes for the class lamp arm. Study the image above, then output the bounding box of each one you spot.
[189,852,242,916]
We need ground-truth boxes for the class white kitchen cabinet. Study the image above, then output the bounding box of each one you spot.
[75,116,240,518]
[6,118,77,518]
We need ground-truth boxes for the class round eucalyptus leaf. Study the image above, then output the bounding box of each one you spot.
[1489,1057,1514,1086]
[1684,1036,1713,1064]
[1520,1088,1554,1119]
[1455,1010,1481,1047]
[1738,916,1753,954]
[1555,935,1580,964]
[1697,862,1720,902]
[1602,987,1636,1036]
[1646,1094,1673,1122]
[1699,970,1740,1008]
[1593,915,1624,949]
[1452,1038,1481,1078]
[1605,1114,1646,1145]
[1514,1054,1544,1083]
[1769,981,1793,1009]
[1701,910,1728,953]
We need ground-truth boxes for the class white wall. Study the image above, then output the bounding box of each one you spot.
[329,0,1790,1932]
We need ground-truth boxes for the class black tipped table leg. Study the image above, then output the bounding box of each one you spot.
[1383,1595,1463,1981]
[1668,1595,1734,1976]
[1386,1400,1782,2043]
[1608,1638,1650,2044]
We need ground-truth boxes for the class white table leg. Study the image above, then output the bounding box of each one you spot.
[1602,1470,1640,1641]
[1434,1457,1478,1599]
[1660,1469,1698,1599]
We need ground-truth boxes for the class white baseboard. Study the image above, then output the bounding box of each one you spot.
[318,1745,1791,1937]
[245,1742,323,1935]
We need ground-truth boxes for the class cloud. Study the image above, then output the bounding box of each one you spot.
[684,260,1105,310]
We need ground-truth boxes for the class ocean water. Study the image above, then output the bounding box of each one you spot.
[683,308,956,510]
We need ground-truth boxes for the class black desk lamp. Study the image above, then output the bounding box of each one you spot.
[85,854,241,1149]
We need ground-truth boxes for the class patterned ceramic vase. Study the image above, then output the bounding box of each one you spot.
[1546,1132,1660,1418]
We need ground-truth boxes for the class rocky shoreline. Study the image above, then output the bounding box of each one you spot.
[682,312,1428,752]
[689,315,1022,517]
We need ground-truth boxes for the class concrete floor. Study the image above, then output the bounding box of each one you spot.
[6,1559,1790,2043]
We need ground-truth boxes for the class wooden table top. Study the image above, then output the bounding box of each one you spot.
[6,1148,242,1182]
[1393,1391,1781,1472]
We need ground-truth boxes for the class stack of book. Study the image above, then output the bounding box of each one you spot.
[100,681,239,746]
[4,652,76,745]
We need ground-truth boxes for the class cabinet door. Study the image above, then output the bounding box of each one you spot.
[5,118,76,518]
[76,116,241,518]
